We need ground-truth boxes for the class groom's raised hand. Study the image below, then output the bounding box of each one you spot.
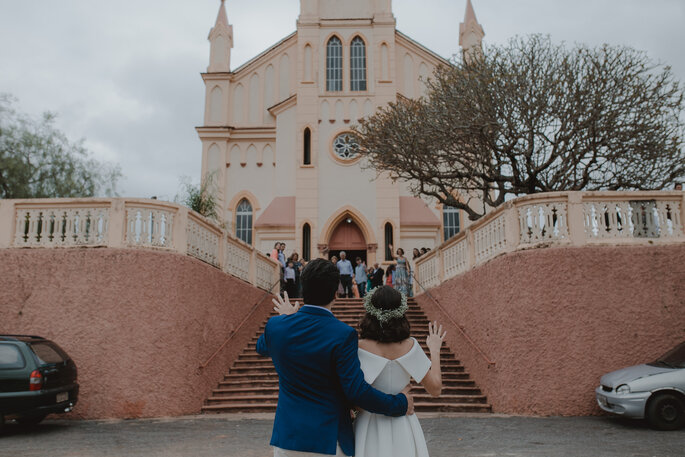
[273,292,300,315]
[401,385,415,415]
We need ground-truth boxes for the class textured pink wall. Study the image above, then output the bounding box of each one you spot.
[415,244,685,416]
[0,248,272,419]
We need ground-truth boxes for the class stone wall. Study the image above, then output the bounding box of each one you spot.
[415,244,685,416]
[0,248,273,419]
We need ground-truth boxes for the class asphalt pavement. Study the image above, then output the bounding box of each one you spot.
[1,413,683,457]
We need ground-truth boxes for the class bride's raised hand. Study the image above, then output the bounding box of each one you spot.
[273,291,300,315]
[426,321,447,355]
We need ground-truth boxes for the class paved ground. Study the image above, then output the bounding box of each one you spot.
[1,413,683,457]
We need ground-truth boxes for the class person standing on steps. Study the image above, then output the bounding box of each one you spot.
[369,263,385,289]
[260,259,414,456]
[336,251,354,298]
[388,245,411,296]
[354,257,368,298]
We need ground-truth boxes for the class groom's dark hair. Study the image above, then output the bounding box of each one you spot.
[301,258,340,306]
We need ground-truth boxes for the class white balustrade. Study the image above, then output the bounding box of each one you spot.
[255,254,278,291]
[125,207,174,248]
[474,214,507,264]
[14,207,109,247]
[186,217,221,267]
[518,202,568,244]
[583,199,683,240]
[224,239,251,282]
[4,193,682,295]
[443,237,469,280]
[417,254,440,289]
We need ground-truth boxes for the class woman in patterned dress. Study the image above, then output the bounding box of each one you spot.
[388,245,410,295]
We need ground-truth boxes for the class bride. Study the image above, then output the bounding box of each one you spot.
[272,284,445,457]
[355,286,445,457]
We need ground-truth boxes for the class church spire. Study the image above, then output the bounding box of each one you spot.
[459,0,485,63]
[208,0,233,72]
[215,0,228,27]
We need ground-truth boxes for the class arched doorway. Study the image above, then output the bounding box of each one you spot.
[328,217,367,264]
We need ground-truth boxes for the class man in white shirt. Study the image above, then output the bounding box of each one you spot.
[336,251,354,298]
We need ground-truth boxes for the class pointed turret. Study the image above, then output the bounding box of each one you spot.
[215,0,229,27]
[459,0,485,63]
[208,0,233,73]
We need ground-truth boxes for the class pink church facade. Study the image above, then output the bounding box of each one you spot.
[198,0,485,264]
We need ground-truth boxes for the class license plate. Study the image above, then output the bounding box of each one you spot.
[56,392,68,403]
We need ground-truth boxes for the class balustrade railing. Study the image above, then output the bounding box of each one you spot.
[0,198,279,291]
[414,191,685,291]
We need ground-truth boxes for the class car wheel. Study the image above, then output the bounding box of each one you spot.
[646,393,685,431]
[16,414,47,427]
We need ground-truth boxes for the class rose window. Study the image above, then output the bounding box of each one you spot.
[333,133,360,160]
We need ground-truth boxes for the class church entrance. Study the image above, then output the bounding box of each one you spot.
[328,218,367,264]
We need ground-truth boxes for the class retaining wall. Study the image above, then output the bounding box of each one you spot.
[415,244,685,416]
[0,248,272,419]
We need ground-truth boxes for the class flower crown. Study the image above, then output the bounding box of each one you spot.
[363,287,409,324]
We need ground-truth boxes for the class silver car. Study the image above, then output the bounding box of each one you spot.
[596,341,685,430]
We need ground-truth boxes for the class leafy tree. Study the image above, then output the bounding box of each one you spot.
[0,95,121,199]
[177,173,219,221]
[356,35,685,220]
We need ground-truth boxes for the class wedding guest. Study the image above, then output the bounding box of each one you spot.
[271,242,281,264]
[290,252,304,298]
[351,277,361,298]
[331,256,344,298]
[366,267,374,292]
[284,260,297,298]
[387,246,411,296]
[278,243,287,269]
[354,257,368,298]
[386,264,395,287]
[369,263,385,289]
[412,248,421,260]
[337,251,354,298]
[420,247,428,256]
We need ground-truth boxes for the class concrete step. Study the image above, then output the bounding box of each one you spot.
[204,297,491,416]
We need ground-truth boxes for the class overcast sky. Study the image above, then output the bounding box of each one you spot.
[1,0,683,200]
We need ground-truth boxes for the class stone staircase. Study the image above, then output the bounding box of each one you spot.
[202,298,491,414]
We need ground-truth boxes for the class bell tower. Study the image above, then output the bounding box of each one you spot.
[208,0,233,73]
[299,0,393,22]
[198,0,234,212]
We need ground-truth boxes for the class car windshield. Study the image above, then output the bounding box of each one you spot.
[29,342,67,365]
[653,341,685,369]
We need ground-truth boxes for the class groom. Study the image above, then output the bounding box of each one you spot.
[257,258,413,456]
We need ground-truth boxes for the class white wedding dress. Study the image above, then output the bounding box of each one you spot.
[354,338,432,457]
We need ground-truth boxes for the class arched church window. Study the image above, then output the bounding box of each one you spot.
[236,199,253,245]
[326,37,343,92]
[384,223,394,261]
[302,223,311,261]
[304,128,312,165]
[443,206,460,241]
[350,37,367,91]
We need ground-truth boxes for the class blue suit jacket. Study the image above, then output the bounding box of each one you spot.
[256,305,408,456]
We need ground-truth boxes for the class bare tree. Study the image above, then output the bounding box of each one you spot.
[356,35,685,220]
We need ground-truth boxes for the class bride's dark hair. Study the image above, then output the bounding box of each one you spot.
[358,286,410,343]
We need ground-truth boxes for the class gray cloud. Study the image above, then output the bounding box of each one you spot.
[1,0,683,199]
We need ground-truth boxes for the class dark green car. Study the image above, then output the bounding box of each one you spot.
[0,335,79,428]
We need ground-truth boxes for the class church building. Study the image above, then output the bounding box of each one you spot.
[197,0,485,264]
